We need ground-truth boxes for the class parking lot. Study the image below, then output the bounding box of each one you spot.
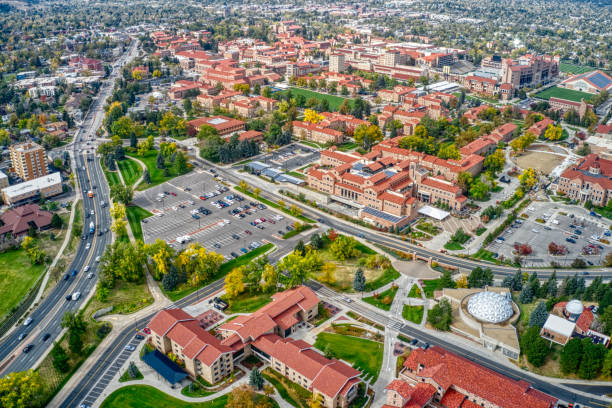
[256,143,320,171]
[486,203,611,267]
[132,170,300,260]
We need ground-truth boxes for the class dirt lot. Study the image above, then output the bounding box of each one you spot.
[514,151,565,174]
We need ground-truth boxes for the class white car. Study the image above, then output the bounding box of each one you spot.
[532,229,539,233]
[90,210,94,216]
[72,292,81,301]
[84,265,90,272]
[95,256,101,263]
[87,273,94,279]
[85,243,91,250]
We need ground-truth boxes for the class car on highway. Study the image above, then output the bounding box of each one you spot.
[63,273,70,280]
[23,344,34,354]
[85,243,91,250]
[96,256,101,263]
[87,273,94,279]
[71,269,78,277]
[24,317,33,326]
[42,333,51,342]
[72,292,81,301]
[18,332,27,341]
[84,265,90,272]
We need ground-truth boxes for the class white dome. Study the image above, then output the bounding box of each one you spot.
[566,300,584,315]
[467,291,514,324]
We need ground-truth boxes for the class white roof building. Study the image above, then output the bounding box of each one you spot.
[1,172,62,204]
[418,205,450,221]
[541,314,576,345]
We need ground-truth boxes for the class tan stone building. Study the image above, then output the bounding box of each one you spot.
[557,154,612,206]
[10,142,48,181]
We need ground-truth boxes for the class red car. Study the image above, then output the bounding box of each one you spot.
[245,230,252,235]
[199,196,206,200]
[143,327,151,334]
[170,192,177,196]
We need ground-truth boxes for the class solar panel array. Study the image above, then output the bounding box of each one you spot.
[362,206,406,223]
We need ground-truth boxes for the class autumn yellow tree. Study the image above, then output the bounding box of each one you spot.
[225,266,246,299]
[318,262,336,284]
[518,167,538,191]
[544,124,563,141]
[0,370,44,408]
[303,109,324,124]
[456,274,468,288]
[261,264,279,293]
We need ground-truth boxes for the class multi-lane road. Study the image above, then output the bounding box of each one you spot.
[0,41,137,376]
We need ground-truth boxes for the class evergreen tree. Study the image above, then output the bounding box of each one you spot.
[501,276,513,288]
[249,367,264,390]
[143,169,151,184]
[578,338,606,379]
[51,213,63,229]
[295,240,305,255]
[130,132,137,148]
[529,301,548,327]
[310,233,323,249]
[353,268,366,292]
[156,152,165,169]
[162,267,179,292]
[439,270,456,289]
[560,338,583,374]
[518,285,534,304]
[511,270,523,291]
[51,342,70,373]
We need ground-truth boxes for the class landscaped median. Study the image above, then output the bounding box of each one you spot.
[402,305,424,324]
[362,285,398,311]
[126,205,153,242]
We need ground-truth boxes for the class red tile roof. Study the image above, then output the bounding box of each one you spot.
[253,334,361,400]
[402,347,557,408]
[576,309,594,333]
[0,204,53,236]
[439,388,467,408]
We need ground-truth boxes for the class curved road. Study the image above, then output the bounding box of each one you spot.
[0,41,137,376]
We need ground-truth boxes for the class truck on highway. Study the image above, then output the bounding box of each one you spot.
[88,190,94,198]
[89,221,95,234]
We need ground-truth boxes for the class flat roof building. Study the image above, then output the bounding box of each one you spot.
[1,172,62,205]
[9,142,48,181]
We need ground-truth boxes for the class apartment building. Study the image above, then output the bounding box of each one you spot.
[10,142,48,181]
[557,154,612,206]
[148,309,234,384]
[382,346,557,408]
[501,54,559,90]
[330,53,346,73]
[149,286,361,408]
[464,75,499,97]
[548,97,592,118]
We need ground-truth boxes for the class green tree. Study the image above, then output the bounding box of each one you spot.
[560,338,583,374]
[439,270,456,289]
[329,235,359,261]
[278,249,322,287]
[50,213,63,229]
[110,184,133,205]
[578,338,606,379]
[602,348,612,378]
[143,169,151,184]
[467,267,493,288]
[521,326,549,367]
[529,302,548,328]
[353,268,366,292]
[353,124,383,150]
[601,306,612,335]
[518,285,534,304]
[51,342,70,373]
[174,151,188,174]
[427,298,453,331]
[249,367,264,390]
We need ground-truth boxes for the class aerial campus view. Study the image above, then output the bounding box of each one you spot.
[0,0,611,407]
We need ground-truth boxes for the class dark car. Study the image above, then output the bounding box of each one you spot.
[42,333,51,341]
[240,248,248,254]
[135,334,145,340]
[244,230,252,235]
[71,269,78,276]
[184,187,191,191]
[170,192,177,196]
[286,225,294,231]
[63,274,70,281]
[23,344,34,354]
[192,214,200,219]
[18,333,27,341]
[65,295,72,301]
[232,234,240,240]
[230,252,239,258]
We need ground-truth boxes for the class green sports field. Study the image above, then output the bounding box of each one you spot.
[284,87,353,111]
[559,62,595,75]
[533,86,593,103]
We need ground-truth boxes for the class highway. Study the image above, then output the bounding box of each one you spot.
[0,41,137,376]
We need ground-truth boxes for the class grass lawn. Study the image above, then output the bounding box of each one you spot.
[314,332,383,382]
[422,279,442,299]
[119,366,143,383]
[84,279,153,318]
[126,205,153,242]
[101,158,120,187]
[443,241,464,250]
[223,292,271,313]
[475,227,487,236]
[262,368,310,408]
[337,141,358,152]
[285,87,353,111]
[362,286,398,311]
[117,158,143,187]
[299,140,326,149]
[127,150,191,191]
[364,267,400,292]
[285,171,306,180]
[473,248,499,263]
[533,86,593,103]
[181,383,215,398]
[282,223,313,239]
[163,243,274,301]
[402,305,424,324]
[101,386,229,408]
[407,285,422,298]
[0,248,46,320]
[559,62,596,74]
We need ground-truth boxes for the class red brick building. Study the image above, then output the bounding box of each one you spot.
[188,115,246,136]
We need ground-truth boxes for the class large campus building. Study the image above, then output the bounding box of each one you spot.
[148,286,362,408]
[306,138,484,228]
[383,346,557,408]
[557,154,612,206]
[500,54,559,90]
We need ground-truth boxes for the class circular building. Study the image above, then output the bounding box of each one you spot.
[466,291,514,324]
[565,299,584,322]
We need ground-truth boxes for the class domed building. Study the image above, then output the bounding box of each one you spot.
[565,299,584,322]
[435,286,520,360]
